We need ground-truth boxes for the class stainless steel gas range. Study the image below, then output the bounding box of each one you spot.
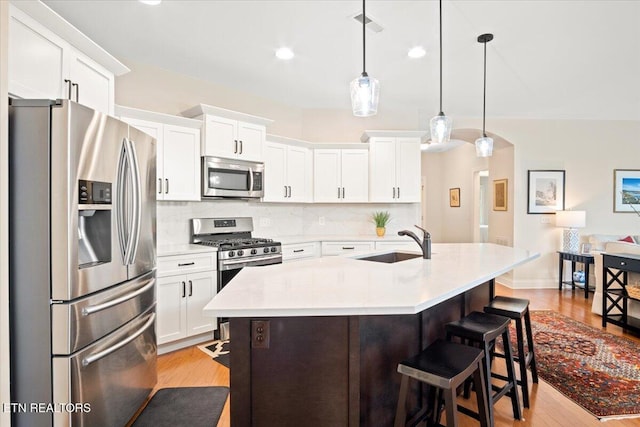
[190,217,282,339]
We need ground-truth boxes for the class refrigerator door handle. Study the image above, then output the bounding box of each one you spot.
[81,278,155,316]
[125,138,142,265]
[81,313,156,367]
[116,138,129,264]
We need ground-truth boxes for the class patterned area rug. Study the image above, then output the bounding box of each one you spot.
[515,311,640,420]
[198,340,230,368]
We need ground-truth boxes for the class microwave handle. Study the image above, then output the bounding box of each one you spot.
[248,167,254,191]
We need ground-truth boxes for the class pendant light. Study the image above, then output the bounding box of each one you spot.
[475,33,494,157]
[350,0,379,117]
[429,0,452,145]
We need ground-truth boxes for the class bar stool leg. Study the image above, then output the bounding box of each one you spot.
[394,375,409,427]
[502,329,522,420]
[514,317,530,408]
[524,310,539,384]
[481,340,495,426]
[472,359,490,427]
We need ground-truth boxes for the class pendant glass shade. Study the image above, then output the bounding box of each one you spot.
[475,135,493,157]
[429,112,453,145]
[350,73,379,117]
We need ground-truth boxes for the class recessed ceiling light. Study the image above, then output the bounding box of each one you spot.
[139,0,162,5]
[408,46,426,59]
[275,47,294,60]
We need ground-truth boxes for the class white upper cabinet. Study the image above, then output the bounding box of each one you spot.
[182,104,273,163]
[8,3,128,115]
[264,136,312,203]
[314,148,368,203]
[117,106,201,202]
[364,132,423,203]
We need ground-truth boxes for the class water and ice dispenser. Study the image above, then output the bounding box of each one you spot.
[78,180,112,268]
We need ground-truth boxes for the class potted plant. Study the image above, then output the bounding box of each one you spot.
[372,211,391,237]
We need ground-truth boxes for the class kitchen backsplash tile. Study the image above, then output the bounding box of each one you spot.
[157,201,420,245]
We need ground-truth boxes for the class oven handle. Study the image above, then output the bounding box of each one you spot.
[82,278,155,316]
[220,256,282,270]
[81,312,155,367]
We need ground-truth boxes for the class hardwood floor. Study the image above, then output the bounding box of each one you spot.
[152,285,640,426]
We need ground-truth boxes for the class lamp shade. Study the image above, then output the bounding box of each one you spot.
[555,210,586,228]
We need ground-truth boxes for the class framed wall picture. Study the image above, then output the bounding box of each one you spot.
[449,188,460,207]
[493,179,507,211]
[613,169,640,213]
[527,170,565,214]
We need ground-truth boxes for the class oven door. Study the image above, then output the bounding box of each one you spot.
[202,156,264,198]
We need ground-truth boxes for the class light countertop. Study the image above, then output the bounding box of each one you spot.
[157,244,217,257]
[276,234,417,245]
[203,243,539,318]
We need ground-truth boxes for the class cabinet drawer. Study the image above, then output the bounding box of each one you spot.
[158,252,217,277]
[374,241,420,252]
[321,241,374,256]
[282,242,319,262]
[604,254,640,272]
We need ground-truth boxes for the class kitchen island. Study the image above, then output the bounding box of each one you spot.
[203,243,538,427]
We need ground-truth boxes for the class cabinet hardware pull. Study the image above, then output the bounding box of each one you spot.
[284,185,288,197]
[342,187,345,199]
[234,139,238,153]
[338,187,341,199]
[182,281,186,298]
[293,249,304,253]
[188,280,193,297]
[393,187,396,198]
[397,187,400,198]
[64,79,72,99]
[72,82,79,102]
[178,262,195,267]
[288,186,292,198]
[158,178,162,194]
[239,140,243,154]
[165,179,169,194]
[621,262,627,266]
[342,247,355,250]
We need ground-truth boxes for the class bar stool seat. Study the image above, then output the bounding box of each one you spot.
[445,311,522,424]
[394,339,490,427]
[484,296,538,408]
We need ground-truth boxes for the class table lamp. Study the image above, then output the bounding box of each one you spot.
[556,210,586,252]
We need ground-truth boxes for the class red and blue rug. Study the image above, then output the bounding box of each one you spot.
[517,311,640,420]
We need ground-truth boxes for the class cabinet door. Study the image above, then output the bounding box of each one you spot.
[369,138,397,202]
[395,138,421,202]
[156,275,187,344]
[287,146,309,202]
[263,142,287,202]
[313,149,341,202]
[185,271,217,337]
[68,50,114,115]
[340,149,369,202]
[237,121,265,162]
[203,115,237,157]
[162,125,201,201]
[8,6,68,100]
[120,117,165,198]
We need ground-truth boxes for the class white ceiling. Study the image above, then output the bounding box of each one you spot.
[43,0,640,121]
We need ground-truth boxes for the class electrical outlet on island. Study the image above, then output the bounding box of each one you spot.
[318,216,325,226]
[259,217,271,227]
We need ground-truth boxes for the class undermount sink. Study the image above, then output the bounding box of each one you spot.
[357,252,422,263]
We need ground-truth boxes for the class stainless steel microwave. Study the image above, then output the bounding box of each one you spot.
[202,156,264,199]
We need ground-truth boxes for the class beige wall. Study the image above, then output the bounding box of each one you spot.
[1,1,10,424]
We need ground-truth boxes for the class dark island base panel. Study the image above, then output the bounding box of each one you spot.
[229,281,491,427]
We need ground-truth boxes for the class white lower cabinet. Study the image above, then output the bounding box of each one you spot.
[321,241,375,256]
[282,242,320,262]
[157,252,217,351]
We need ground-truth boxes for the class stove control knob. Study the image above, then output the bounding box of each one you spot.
[228,251,235,257]
[270,247,277,253]
[251,249,257,255]
[263,247,270,254]
[237,250,244,256]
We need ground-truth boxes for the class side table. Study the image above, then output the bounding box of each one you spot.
[557,251,595,299]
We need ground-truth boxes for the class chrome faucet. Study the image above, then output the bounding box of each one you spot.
[398,225,431,259]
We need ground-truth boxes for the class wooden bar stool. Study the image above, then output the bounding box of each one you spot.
[483,296,538,408]
[394,339,490,427]
[445,311,522,425]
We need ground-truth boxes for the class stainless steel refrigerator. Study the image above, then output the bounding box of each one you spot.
[9,99,157,427]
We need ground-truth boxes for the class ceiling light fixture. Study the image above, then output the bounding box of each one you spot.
[350,0,379,117]
[429,0,452,145]
[275,47,294,60]
[139,0,162,5]
[408,46,426,59]
[475,33,494,157]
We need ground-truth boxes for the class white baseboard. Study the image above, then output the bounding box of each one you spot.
[158,331,215,355]
[497,277,557,290]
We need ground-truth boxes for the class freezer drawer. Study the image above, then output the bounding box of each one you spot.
[52,308,157,427]
[52,270,156,354]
